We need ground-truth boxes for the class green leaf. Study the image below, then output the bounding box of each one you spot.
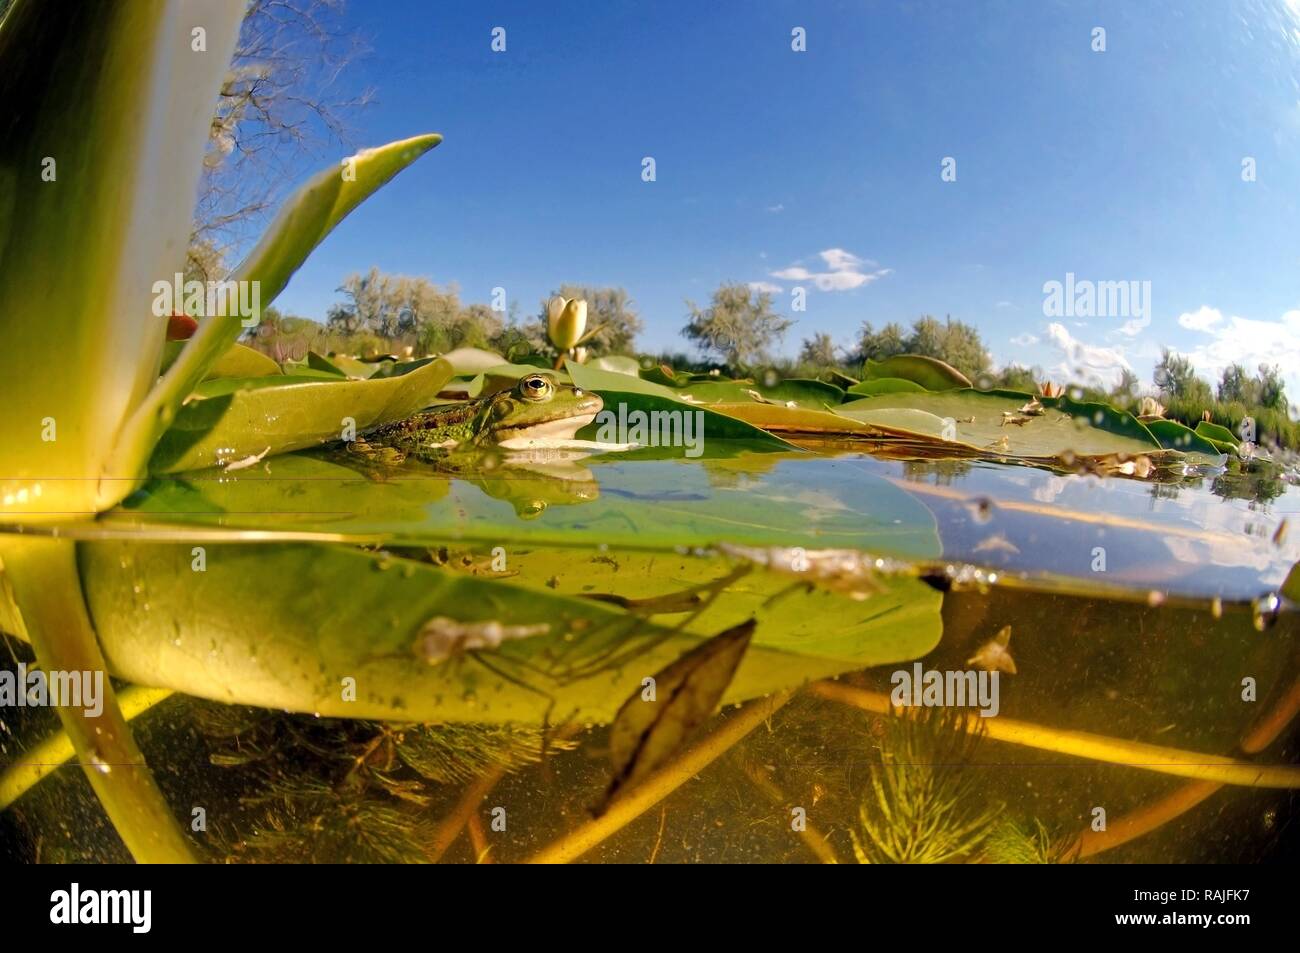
[586,355,643,376]
[674,376,846,409]
[0,1,244,515]
[111,134,442,486]
[1142,418,1227,463]
[149,358,453,473]
[864,355,972,390]
[577,391,800,454]
[441,347,510,376]
[838,389,1164,461]
[847,377,928,397]
[78,541,942,725]
[606,619,754,802]
[117,451,941,561]
[1196,419,1241,449]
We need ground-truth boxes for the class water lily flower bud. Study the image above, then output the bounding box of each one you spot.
[547,296,587,351]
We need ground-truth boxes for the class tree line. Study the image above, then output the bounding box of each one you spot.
[245,271,1296,449]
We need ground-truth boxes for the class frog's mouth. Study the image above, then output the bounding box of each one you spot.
[494,394,603,445]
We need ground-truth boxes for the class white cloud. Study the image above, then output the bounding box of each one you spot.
[1117,313,1150,337]
[1009,332,1038,347]
[765,203,784,213]
[1180,308,1300,400]
[747,280,783,294]
[1177,305,1224,333]
[1043,322,1133,389]
[769,248,891,292]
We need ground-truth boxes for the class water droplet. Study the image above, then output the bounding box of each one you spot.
[89,755,111,775]
[1251,593,1281,631]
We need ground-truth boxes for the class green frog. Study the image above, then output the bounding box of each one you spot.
[359,372,603,455]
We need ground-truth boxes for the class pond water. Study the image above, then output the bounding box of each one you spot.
[1,446,1297,863]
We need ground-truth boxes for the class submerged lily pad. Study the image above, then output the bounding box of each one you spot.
[78,540,942,724]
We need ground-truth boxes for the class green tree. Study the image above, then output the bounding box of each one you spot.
[798,332,839,367]
[682,282,793,366]
[859,315,991,379]
[858,322,907,362]
[1154,349,1212,405]
[1255,363,1287,411]
[1217,363,1254,404]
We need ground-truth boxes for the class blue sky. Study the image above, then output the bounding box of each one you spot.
[269,0,1300,396]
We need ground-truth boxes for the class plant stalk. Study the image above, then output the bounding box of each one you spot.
[0,538,199,861]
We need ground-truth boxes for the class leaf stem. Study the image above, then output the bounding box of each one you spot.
[525,691,791,864]
[0,539,199,861]
[810,680,1300,788]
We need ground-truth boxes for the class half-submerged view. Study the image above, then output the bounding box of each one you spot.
[2,0,1298,881]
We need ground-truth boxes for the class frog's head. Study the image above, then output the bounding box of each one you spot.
[477,373,603,445]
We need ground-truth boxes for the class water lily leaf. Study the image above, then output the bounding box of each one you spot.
[463,363,563,398]
[149,358,453,473]
[1142,418,1227,463]
[568,363,683,400]
[77,541,941,724]
[1283,562,1300,602]
[847,377,928,397]
[640,364,685,388]
[113,134,441,483]
[822,369,862,389]
[1196,419,1240,449]
[305,351,349,377]
[586,355,642,376]
[706,402,876,437]
[115,453,940,561]
[838,389,1163,460]
[864,355,971,390]
[192,370,345,397]
[160,341,280,380]
[442,347,510,376]
[577,391,798,454]
[675,376,845,409]
[605,619,754,803]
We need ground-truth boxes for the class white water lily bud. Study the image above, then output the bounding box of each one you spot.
[548,296,587,351]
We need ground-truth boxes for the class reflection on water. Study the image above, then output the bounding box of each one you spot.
[1,446,1297,863]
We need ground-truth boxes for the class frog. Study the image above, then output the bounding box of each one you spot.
[357,372,603,457]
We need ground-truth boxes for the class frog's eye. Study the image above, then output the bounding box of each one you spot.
[519,375,554,402]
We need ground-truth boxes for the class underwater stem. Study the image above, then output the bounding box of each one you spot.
[525,691,791,864]
[740,761,839,863]
[0,539,199,862]
[810,681,1300,789]
[1072,663,1300,858]
[0,685,173,812]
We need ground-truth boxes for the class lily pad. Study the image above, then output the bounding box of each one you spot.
[78,540,942,724]
[148,358,453,473]
[837,389,1164,461]
[864,355,971,390]
[846,377,928,397]
[1142,418,1227,463]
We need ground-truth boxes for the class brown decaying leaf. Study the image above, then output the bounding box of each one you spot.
[604,619,756,807]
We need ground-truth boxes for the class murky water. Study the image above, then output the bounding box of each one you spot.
[2,447,1297,863]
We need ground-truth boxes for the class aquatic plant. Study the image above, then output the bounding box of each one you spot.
[850,706,1000,864]
[982,818,1078,864]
